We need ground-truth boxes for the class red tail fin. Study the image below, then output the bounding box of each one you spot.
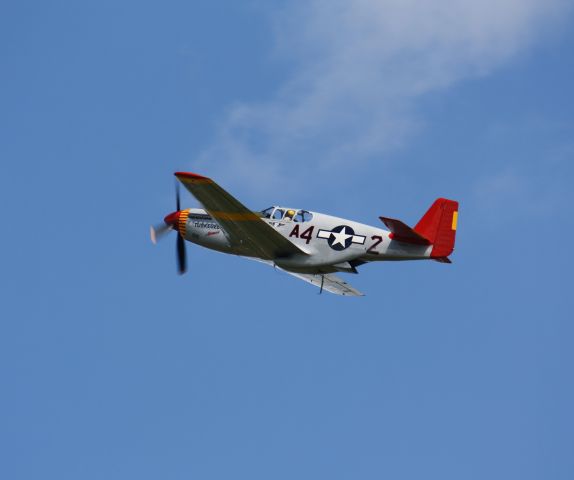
[414,198,459,259]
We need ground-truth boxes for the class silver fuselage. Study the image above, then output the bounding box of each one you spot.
[182,207,431,274]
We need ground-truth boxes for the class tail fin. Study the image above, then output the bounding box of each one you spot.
[414,198,459,259]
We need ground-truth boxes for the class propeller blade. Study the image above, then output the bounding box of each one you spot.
[176,233,187,275]
[152,178,188,273]
[150,224,172,245]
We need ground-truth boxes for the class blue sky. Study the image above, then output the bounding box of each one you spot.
[1,1,574,479]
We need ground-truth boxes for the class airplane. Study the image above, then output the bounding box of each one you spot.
[151,172,459,296]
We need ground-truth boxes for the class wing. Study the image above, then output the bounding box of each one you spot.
[175,172,306,260]
[243,257,364,296]
[280,269,365,297]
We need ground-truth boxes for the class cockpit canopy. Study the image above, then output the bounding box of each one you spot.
[260,206,313,222]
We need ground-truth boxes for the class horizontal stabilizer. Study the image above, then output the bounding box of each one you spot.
[379,216,431,245]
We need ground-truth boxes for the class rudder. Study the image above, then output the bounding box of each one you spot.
[414,198,459,259]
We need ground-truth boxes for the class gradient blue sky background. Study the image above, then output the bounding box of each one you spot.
[2,1,574,479]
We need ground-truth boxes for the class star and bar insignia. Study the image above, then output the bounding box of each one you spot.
[317,225,366,251]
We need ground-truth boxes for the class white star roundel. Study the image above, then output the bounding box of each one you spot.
[317,225,366,251]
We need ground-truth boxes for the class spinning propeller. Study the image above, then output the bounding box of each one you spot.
[150,182,187,275]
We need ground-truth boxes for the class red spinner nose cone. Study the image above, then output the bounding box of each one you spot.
[164,210,181,227]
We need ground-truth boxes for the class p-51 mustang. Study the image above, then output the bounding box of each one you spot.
[151,172,459,296]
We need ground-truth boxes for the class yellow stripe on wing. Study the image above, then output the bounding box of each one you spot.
[452,211,458,231]
[211,211,261,221]
[178,177,213,185]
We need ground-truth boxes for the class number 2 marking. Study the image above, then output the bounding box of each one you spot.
[367,235,383,254]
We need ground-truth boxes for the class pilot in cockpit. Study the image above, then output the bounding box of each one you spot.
[284,209,296,221]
